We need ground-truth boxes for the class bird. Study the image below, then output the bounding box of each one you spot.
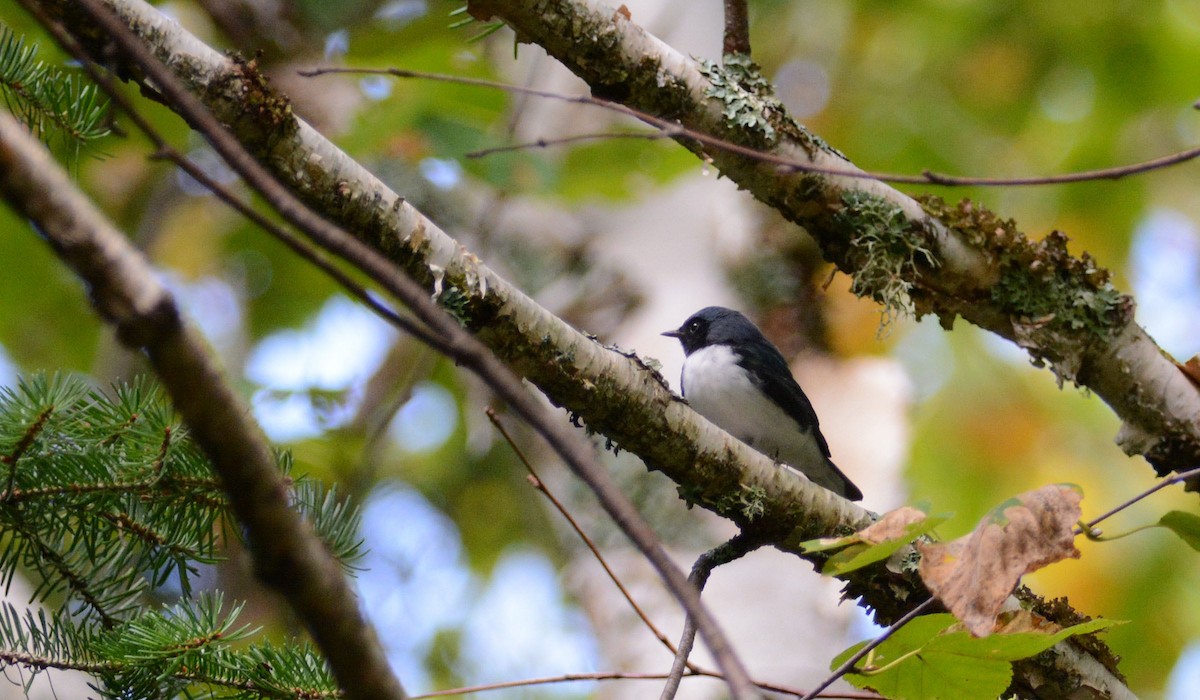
[663,306,863,501]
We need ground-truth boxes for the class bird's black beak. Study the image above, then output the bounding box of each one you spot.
[661,329,682,339]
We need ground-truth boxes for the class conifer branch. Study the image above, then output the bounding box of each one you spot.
[0,106,402,698]
[6,516,121,627]
[2,405,51,496]
[0,373,369,696]
[0,27,108,157]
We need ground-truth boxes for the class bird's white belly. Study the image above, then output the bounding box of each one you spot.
[681,346,826,469]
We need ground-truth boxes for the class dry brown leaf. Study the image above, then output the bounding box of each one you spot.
[916,484,1082,637]
[858,506,928,544]
[991,609,1061,635]
[1179,356,1200,390]
[943,609,1063,637]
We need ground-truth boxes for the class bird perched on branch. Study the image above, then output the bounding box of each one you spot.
[664,306,863,501]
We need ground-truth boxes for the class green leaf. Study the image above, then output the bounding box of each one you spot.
[833,614,1121,700]
[1158,511,1200,551]
[929,617,1120,662]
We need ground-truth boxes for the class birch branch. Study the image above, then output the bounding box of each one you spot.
[471,0,1200,479]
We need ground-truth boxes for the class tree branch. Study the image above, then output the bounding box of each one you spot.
[42,0,870,549]
[660,534,765,700]
[470,0,1200,480]
[722,0,751,56]
[0,110,407,700]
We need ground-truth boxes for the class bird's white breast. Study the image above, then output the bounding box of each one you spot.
[681,345,826,469]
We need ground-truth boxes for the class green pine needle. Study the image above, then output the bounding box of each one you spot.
[0,26,110,160]
[0,373,362,697]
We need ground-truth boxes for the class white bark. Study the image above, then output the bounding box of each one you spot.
[478,0,1200,476]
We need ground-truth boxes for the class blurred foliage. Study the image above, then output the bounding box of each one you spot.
[0,0,1198,695]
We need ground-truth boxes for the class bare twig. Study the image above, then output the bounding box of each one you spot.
[411,671,688,698]
[799,597,937,700]
[411,669,883,699]
[302,66,1200,188]
[149,146,454,354]
[1079,465,1200,533]
[46,1,758,696]
[485,407,693,665]
[660,533,766,700]
[487,411,887,700]
[722,0,751,56]
[466,129,672,158]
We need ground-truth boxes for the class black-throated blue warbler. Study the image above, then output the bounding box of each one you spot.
[663,306,863,501]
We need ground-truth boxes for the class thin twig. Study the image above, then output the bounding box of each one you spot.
[2,406,52,498]
[411,671,689,698]
[799,597,937,700]
[53,3,758,696]
[151,147,455,355]
[486,415,881,700]
[301,66,1200,188]
[411,669,883,699]
[722,0,751,56]
[660,533,766,700]
[485,407,694,666]
[466,130,672,158]
[1078,465,1200,533]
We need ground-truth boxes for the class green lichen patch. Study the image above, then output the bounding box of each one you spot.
[698,57,778,147]
[212,53,296,153]
[680,480,767,522]
[716,53,774,97]
[919,196,1133,383]
[989,239,1125,335]
[834,190,938,334]
[438,285,471,326]
[718,483,767,521]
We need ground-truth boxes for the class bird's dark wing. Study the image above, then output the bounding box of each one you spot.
[734,341,832,459]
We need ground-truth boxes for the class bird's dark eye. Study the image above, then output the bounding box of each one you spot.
[688,320,702,333]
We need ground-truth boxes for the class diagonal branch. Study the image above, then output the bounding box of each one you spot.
[660,534,766,700]
[0,110,407,700]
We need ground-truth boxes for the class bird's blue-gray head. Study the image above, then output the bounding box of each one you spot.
[662,306,765,355]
